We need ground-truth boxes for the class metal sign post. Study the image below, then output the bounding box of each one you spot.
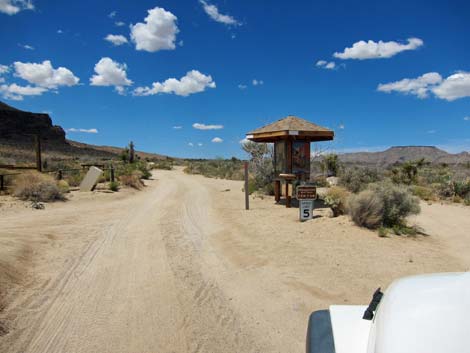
[297,186,317,222]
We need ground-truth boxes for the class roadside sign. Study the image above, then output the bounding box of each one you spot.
[299,199,314,221]
[297,186,317,200]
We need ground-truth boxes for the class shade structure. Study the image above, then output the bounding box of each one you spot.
[246,116,334,143]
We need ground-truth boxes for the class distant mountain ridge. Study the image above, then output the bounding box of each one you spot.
[339,146,470,166]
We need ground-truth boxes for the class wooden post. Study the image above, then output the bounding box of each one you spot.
[244,161,249,210]
[286,181,291,208]
[110,165,115,182]
[274,179,281,203]
[35,134,42,172]
[0,175,4,191]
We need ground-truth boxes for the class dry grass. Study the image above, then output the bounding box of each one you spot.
[119,173,144,190]
[12,172,65,202]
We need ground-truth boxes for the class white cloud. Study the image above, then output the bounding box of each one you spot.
[239,137,249,144]
[432,72,470,101]
[133,70,215,97]
[238,84,247,89]
[378,71,470,101]
[130,7,179,52]
[14,60,79,89]
[108,11,116,18]
[188,142,194,147]
[334,37,423,60]
[173,125,183,129]
[115,21,125,27]
[104,34,128,46]
[67,128,98,134]
[0,83,47,100]
[339,124,345,129]
[57,29,63,34]
[464,116,470,121]
[197,142,203,146]
[0,65,9,74]
[316,60,336,70]
[19,43,34,50]
[192,123,223,130]
[90,57,133,93]
[0,0,34,15]
[199,0,240,26]
[211,137,223,143]
[377,72,442,98]
[252,79,263,86]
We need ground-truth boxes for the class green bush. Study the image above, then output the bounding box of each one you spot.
[324,186,350,217]
[109,181,120,192]
[339,167,380,193]
[349,181,420,230]
[57,180,70,193]
[322,154,341,177]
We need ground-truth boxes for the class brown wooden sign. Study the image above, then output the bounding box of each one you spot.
[296,186,317,200]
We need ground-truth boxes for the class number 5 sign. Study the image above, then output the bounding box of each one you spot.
[299,199,314,221]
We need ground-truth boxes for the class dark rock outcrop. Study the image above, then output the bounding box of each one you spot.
[0,102,66,143]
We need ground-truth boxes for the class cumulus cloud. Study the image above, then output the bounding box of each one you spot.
[90,57,133,93]
[104,34,128,46]
[432,72,470,101]
[0,65,9,75]
[133,70,215,97]
[377,72,442,98]
[211,137,223,143]
[316,60,336,70]
[378,71,470,101]
[13,60,79,89]
[199,0,240,26]
[252,79,263,86]
[67,128,98,134]
[192,123,223,130]
[0,83,47,100]
[334,37,423,60]
[130,7,179,52]
[0,0,34,15]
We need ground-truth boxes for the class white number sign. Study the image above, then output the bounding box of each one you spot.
[299,199,314,221]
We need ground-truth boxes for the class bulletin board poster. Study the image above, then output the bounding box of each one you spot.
[292,141,310,174]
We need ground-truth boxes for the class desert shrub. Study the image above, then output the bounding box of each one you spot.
[339,167,380,193]
[311,175,329,187]
[411,185,436,201]
[13,172,65,202]
[108,181,120,192]
[452,180,470,199]
[349,182,420,229]
[321,154,341,177]
[65,171,84,187]
[151,161,173,170]
[390,159,429,185]
[184,158,245,181]
[242,142,274,191]
[57,180,70,193]
[349,190,384,229]
[324,186,350,217]
[119,173,144,189]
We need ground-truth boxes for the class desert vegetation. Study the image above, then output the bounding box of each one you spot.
[12,172,65,202]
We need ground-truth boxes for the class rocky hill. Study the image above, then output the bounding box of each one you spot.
[0,101,167,165]
[339,146,470,166]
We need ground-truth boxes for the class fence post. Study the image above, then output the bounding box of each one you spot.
[0,175,4,191]
[35,134,42,172]
[244,161,249,210]
[110,165,115,182]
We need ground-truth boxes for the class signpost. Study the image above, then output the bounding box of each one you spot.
[297,186,316,222]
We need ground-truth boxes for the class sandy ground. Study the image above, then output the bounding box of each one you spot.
[0,168,468,353]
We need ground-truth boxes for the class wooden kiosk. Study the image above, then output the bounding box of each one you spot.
[246,116,334,207]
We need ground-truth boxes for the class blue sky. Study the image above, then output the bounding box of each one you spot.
[1,0,469,158]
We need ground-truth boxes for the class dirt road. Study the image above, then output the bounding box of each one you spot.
[0,169,467,353]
